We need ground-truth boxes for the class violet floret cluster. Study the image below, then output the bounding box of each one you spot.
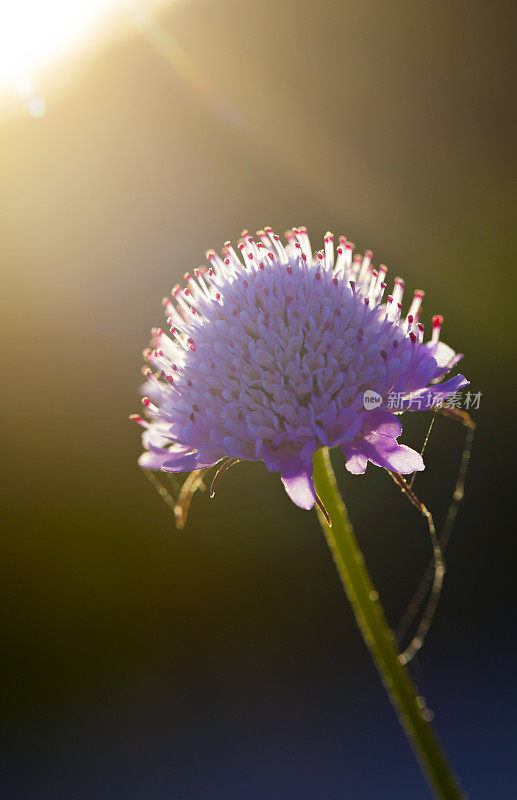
[133,227,467,510]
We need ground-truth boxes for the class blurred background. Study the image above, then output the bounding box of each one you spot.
[1,1,516,797]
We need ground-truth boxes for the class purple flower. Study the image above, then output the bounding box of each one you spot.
[132,227,467,511]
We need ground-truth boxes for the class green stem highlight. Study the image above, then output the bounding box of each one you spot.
[312,447,464,800]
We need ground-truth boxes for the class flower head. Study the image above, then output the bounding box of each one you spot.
[132,227,467,511]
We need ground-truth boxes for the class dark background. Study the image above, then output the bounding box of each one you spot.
[1,1,516,797]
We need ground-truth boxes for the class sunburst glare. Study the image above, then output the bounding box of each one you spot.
[0,0,164,111]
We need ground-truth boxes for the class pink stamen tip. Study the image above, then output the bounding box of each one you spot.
[433,315,443,327]
[129,413,143,424]
[337,246,343,255]
[301,253,307,261]
[387,296,393,303]
[408,314,414,324]
[172,364,178,371]
[409,332,417,343]
[142,397,151,407]
[172,285,181,297]
[332,277,338,285]
[162,297,170,306]
[397,303,402,309]
[286,265,292,274]
[418,323,424,332]
[208,268,214,277]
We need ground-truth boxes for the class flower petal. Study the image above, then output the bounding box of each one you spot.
[401,374,469,411]
[362,409,402,438]
[138,450,173,470]
[161,451,201,473]
[425,340,456,369]
[221,436,256,459]
[280,458,316,510]
[343,433,424,475]
[160,446,222,473]
[403,354,438,394]
[362,433,425,473]
[434,352,463,378]
[139,442,193,470]
[195,444,226,464]
[343,451,369,475]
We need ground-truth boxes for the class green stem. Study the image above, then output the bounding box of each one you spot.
[312,447,464,800]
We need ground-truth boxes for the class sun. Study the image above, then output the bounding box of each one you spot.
[0,1,164,107]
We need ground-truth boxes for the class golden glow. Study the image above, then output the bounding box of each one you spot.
[0,2,129,88]
[0,1,165,111]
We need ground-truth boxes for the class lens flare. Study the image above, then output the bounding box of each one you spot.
[0,0,167,110]
[0,2,126,89]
